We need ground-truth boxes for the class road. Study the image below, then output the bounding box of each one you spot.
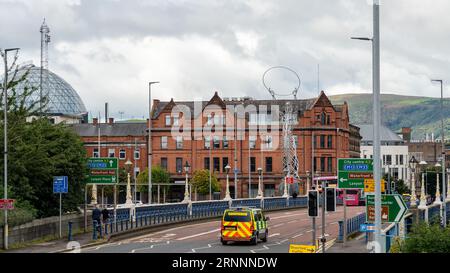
[81,206,365,253]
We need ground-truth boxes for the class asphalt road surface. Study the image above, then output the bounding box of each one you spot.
[81,206,365,253]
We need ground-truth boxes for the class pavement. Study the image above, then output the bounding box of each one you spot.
[327,233,370,253]
[80,206,365,253]
[5,230,108,253]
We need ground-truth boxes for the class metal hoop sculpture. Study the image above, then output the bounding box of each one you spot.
[262,66,301,100]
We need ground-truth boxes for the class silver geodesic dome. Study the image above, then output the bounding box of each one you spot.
[11,64,87,116]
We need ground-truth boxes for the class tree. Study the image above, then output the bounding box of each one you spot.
[397,222,450,253]
[0,54,87,219]
[190,169,220,195]
[136,166,170,193]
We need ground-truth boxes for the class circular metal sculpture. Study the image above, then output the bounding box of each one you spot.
[262,66,301,100]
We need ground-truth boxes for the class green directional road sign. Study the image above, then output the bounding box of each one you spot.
[87,157,118,184]
[338,158,373,189]
[366,194,407,223]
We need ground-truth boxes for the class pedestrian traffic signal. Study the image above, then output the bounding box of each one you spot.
[325,188,336,212]
[308,190,319,217]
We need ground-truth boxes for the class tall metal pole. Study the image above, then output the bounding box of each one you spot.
[148,82,159,204]
[321,179,326,253]
[372,0,383,252]
[248,136,251,198]
[234,108,238,199]
[209,134,212,200]
[2,48,19,250]
[59,192,62,239]
[134,138,137,203]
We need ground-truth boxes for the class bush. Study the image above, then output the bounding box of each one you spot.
[401,222,450,253]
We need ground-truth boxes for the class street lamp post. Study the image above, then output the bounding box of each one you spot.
[409,156,419,208]
[148,81,159,204]
[182,161,191,203]
[447,168,450,201]
[2,47,20,250]
[256,168,263,198]
[434,162,443,205]
[418,160,428,209]
[124,159,133,205]
[351,0,382,252]
[432,79,446,226]
[224,165,231,201]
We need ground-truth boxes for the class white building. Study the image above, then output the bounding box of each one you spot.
[358,124,409,182]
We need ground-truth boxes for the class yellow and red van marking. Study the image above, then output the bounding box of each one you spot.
[222,221,252,238]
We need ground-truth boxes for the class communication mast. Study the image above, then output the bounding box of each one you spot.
[40,18,51,112]
[262,66,301,197]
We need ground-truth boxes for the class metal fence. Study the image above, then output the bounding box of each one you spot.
[95,196,311,239]
[337,212,366,242]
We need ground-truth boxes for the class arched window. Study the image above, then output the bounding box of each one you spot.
[320,112,326,125]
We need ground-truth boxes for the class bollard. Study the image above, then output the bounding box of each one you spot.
[68,221,73,241]
[337,220,343,242]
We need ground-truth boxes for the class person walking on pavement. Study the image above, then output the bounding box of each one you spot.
[101,206,110,236]
[92,205,102,235]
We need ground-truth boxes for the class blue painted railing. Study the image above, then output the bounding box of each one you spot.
[338,213,366,242]
[96,196,334,239]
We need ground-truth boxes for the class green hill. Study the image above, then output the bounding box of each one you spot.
[329,93,450,140]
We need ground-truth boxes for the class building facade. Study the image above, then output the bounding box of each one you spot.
[150,91,360,199]
[358,124,409,182]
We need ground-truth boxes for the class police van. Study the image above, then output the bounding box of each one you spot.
[220,207,269,245]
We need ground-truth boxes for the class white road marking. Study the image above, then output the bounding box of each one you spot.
[176,229,220,241]
[306,230,313,233]
[292,233,304,238]
[268,233,280,238]
[250,245,269,253]
[272,224,284,228]
[162,233,176,238]
[288,220,298,224]
[131,241,170,253]
[270,213,306,220]
[191,242,221,253]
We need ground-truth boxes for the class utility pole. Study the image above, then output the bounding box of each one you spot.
[234,107,238,199]
[372,0,382,252]
[432,79,446,226]
[148,82,159,204]
[2,48,19,250]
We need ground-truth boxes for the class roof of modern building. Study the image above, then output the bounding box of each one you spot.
[70,122,147,137]
[357,124,404,144]
[10,64,87,116]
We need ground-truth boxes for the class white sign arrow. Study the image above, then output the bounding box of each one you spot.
[109,160,114,167]
[340,178,347,183]
[394,195,407,222]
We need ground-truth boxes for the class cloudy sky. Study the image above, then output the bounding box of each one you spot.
[1,0,450,120]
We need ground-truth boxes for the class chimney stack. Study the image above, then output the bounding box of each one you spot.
[105,102,109,124]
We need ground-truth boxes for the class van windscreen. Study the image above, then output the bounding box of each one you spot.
[224,211,251,222]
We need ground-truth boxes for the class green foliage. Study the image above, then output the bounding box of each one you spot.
[136,166,170,192]
[190,169,220,195]
[400,222,450,253]
[0,62,87,220]
[396,179,410,195]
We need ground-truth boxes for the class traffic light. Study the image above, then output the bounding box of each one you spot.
[308,190,319,217]
[325,188,336,212]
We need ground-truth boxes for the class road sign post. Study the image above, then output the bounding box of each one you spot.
[366,194,407,223]
[338,159,374,189]
[0,199,15,210]
[53,176,68,239]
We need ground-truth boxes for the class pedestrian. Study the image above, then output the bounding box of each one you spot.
[102,207,110,226]
[292,192,298,199]
[92,205,102,235]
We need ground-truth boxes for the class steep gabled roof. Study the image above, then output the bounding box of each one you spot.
[310,90,336,111]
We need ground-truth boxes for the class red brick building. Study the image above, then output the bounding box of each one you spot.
[72,91,361,201]
[150,91,361,199]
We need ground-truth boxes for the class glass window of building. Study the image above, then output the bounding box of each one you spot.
[134,149,140,160]
[293,135,299,148]
[108,148,115,158]
[265,157,273,172]
[320,135,326,148]
[386,155,392,165]
[250,157,256,172]
[93,148,99,158]
[204,158,210,170]
[320,157,326,172]
[222,157,229,172]
[161,136,168,149]
[327,157,333,172]
[213,115,220,125]
[328,135,332,149]
[173,114,179,126]
[399,155,404,165]
[161,158,168,170]
[176,158,183,173]
[207,114,213,126]
[213,157,220,172]
[249,135,256,149]
[176,136,183,149]
[204,136,211,149]
[223,136,229,149]
[213,136,220,149]
[264,135,273,149]
[165,115,171,126]
[119,149,126,160]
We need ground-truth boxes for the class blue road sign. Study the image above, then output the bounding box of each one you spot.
[53,176,68,193]
[360,223,375,233]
